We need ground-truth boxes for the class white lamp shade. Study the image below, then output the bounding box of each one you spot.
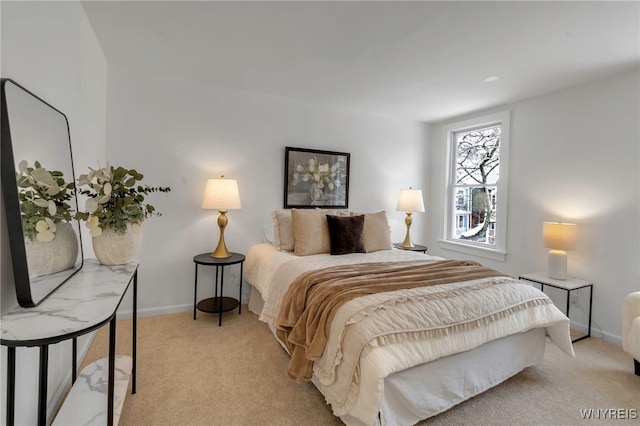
[543,222,577,251]
[202,177,241,210]
[396,188,425,213]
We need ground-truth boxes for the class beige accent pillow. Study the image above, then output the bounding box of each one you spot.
[271,209,294,251]
[355,210,393,252]
[291,209,338,256]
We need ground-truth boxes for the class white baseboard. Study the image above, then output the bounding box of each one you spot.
[570,320,621,346]
[116,303,192,320]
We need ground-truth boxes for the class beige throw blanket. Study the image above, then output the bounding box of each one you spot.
[275,259,509,381]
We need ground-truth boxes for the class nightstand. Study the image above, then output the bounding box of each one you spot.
[519,272,593,342]
[394,243,428,253]
[193,252,244,326]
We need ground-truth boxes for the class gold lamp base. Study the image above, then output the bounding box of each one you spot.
[211,210,232,258]
[400,212,415,248]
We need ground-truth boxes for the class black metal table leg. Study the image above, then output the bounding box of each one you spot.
[132,268,138,394]
[193,263,198,320]
[6,346,15,426]
[587,284,593,338]
[219,265,224,326]
[239,262,243,314]
[72,337,77,384]
[108,317,116,426]
[37,346,48,426]
[215,265,219,305]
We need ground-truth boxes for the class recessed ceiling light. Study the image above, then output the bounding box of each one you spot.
[484,76,500,82]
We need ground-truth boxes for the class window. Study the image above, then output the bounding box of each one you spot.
[442,111,510,261]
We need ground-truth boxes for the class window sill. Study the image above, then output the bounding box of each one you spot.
[438,240,506,262]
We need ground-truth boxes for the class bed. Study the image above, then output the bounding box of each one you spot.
[245,209,574,426]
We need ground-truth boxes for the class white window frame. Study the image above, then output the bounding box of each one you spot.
[440,111,510,261]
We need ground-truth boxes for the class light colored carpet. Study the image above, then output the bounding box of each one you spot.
[80,308,640,426]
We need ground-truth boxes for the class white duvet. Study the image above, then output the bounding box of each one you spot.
[245,243,574,425]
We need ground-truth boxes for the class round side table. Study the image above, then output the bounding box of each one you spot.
[193,252,245,326]
[393,243,428,254]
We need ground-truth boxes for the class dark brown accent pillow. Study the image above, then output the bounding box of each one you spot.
[326,214,365,255]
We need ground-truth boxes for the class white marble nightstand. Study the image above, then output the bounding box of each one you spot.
[519,271,593,343]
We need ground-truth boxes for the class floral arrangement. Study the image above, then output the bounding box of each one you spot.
[292,157,342,196]
[16,160,74,242]
[75,165,171,236]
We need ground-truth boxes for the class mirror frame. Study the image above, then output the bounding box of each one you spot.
[1,78,83,307]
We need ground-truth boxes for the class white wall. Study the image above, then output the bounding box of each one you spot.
[426,69,640,343]
[104,65,427,316]
[1,1,107,423]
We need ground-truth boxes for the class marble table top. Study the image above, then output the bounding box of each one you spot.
[1,259,138,346]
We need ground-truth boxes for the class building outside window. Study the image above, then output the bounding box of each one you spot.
[442,111,510,260]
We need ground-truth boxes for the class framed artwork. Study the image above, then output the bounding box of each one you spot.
[284,147,350,209]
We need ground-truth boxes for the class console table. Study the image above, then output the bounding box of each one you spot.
[0,259,139,426]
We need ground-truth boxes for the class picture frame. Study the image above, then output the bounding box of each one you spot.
[284,147,350,209]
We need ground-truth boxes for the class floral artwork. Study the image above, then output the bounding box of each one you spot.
[284,147,350,208]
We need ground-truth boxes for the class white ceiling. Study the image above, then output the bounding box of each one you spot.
[82,1,640,123]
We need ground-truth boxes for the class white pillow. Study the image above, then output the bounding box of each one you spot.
[352,210,393,252]
[272,208,350,253]
[263,224,276,245]
[291,209,331,256]
[271,209,294,251]
[290,209,351,256]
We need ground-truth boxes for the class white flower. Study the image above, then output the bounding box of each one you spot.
[35,220,49,233]
[292,158,343,195]
[87,216,100,228]
[35,219,56,242]
[36,230,54,242]
[45,218,57,233]
[86,216,102,237]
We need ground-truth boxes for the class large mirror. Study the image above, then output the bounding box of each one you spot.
[1,79,83,307]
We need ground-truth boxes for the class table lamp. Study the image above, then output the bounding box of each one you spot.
[543,222,577,280]
[202,176,241,258]
[396,187,425,248]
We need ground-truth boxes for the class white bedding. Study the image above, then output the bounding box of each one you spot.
[244,243,439,326]
[245,243,574,426]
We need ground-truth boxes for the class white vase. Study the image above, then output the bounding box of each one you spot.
[25,222,79,277]
[92,224,143,265]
